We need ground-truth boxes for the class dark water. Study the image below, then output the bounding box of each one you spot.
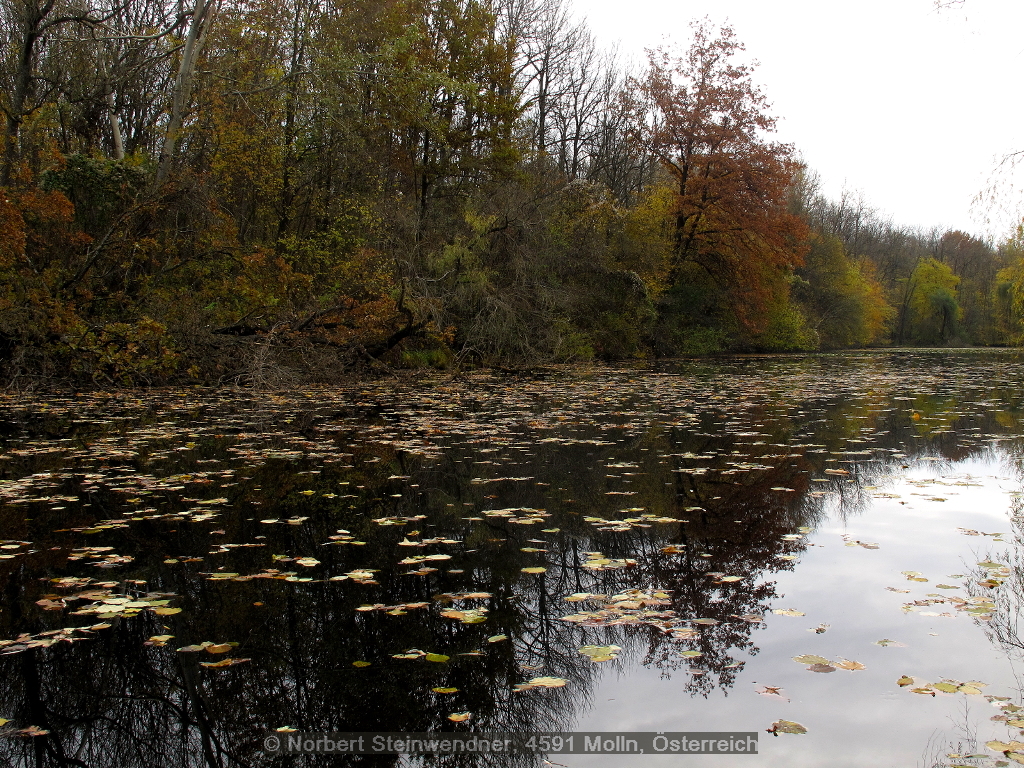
[2,350,1024,767]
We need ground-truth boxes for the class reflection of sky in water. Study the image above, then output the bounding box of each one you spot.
[570,452,1024,767]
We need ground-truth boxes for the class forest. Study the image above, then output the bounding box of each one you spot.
[1,0,1023,386]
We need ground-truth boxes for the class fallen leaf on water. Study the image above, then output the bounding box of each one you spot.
[793,654,830,665]
[487,635,507,643]
[432,687,458,694]
[769,720,807,735]
[773,609,805,617]
[205,643,233,654]
[834,659,866,671]
[514,676,568,691]
[199,657,250,668]
[876,639,906,647]
[352,661,371,667]
[756,686,788,702]
[448,712,471,722]
[679,650,703,658]
[896,676,915,687]
[425,653,450,663]
[579,645,621,662]
[807,663,836,673]
[521,567,547,574]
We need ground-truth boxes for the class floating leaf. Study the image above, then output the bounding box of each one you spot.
[514,676,568,691]
[834,659,866,671]
[432,687,458,694]
[352,661,371,668]
[770,720,807,735]
[793,654,830,665]
[807,663,835,673]
[199,657,250,668]
[425,653,450,663]
[487,635,507,643]
[205,643,233,654]
[773,608,805,617]
[153,607,182,616]
[447,712,471,722]
[876,639,906,647]
[521,567,547,574]
[896,676,915,687]
[679,650,703,658]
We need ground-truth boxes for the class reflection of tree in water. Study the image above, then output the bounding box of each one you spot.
[8,355,1024,767]
[0,427,818,768]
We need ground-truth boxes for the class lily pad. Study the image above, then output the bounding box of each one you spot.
[770,720,807,735]
[793,654,830,665]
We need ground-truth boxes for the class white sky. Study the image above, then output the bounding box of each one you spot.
[574,0,1024,241]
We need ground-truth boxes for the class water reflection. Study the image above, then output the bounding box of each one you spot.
[1,352,1024,766]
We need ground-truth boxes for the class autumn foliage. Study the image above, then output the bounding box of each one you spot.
[0,2,1017,386]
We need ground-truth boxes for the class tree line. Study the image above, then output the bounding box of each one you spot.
[1,0,1022,385]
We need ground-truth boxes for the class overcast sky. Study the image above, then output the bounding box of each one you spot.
[573,0,1024,241]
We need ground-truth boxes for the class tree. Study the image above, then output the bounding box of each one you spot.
[625,20,808,332]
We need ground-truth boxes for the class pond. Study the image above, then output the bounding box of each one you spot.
[2,350,1024,767]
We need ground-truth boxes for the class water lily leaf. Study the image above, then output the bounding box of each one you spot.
[153,607,182,616]
[679,650,703,658]
[294,557,320,567]
[432,687,458,694]
[578,645,621,660]
[487,635,507,643]
[911,687,936,696]
[352,661,371,667]
[876,639,906,647]
[834,659,866,671]
[771,720,807,735]
[793,654,830,665]
[524,676,567,688]
[0,718,8,726]
[958,685,983,695]
[205,643,233,654]
[718,576,743,582]
[521,567,547,574]
[807,663,835,673]
[933,682,959,693]
[199,657,250,668]
[425,653,450,663]
[896,676,915,687]
[691,618,719,625]
[773,608,805,617]
[447,712,471,722]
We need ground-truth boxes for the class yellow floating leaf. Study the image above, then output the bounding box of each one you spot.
[352,661,371,668]
[770,720,807,735]
[834,659,866,671]
[521,567,547,574]
[447,712,471,722]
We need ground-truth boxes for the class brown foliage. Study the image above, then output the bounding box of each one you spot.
[626,21,808,331]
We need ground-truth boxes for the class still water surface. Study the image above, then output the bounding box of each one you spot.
[2,351,1024,767]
